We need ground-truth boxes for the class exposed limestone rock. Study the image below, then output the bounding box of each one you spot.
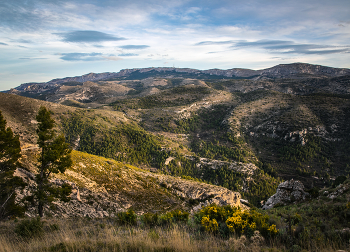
[151,173,243,213]
[195,157,258,176]
[262,179,309,210]
[327,183,349,199]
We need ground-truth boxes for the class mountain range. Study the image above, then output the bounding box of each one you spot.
[9,63,350,92]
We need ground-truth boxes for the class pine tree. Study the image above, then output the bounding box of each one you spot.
[35,106,72,217]
[0,110,25,220]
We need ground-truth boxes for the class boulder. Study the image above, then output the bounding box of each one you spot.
[262,179,309,210]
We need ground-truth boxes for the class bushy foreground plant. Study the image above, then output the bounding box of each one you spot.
[116,208,137,225]
[196,204,278,239]
[14,217,44,238]
[141,209,189,227]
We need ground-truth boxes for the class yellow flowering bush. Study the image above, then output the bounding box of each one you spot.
[267,224,278,236]
[171,209,189,222]
[198,204,238,222]
[226,209,253,235]
[201,215,219,232]
[158,212,173,225]
[197,204,278,238]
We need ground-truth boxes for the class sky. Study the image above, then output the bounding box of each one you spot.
[1,0,350,91]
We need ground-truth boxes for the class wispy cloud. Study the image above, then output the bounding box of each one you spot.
[119,45,149,49]
[102,56,123,61]
[195,40,234,46]
[19,57,47,60]
[118,53,139,56]
[58,52,104,61]
[56,31,126,43]
[57,52,123,61]
[12,39,33,44]
[0,42,8,45]
[231,40,350,55]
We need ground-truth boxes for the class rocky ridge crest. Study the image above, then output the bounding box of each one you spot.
[9,63,350,94]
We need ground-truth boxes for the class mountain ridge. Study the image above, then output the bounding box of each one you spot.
[9,63,350,93]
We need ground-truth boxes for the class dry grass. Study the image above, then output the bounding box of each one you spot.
[0,219,253,252]
[0,218,242,252]
[0,218,345,252]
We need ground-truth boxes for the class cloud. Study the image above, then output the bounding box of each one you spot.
[12,39,33,43]
[118,53,139,56]
[102,56,123,61]
[231,40,350,55]
[0,42,8,45]
[119,45,149,50]
[58,52,104,61]
[195,40,234,46]
[57,52,123,61]
[56,31,126,43]
[19,57,47,60]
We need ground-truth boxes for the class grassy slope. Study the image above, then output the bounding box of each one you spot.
[54,150,184,212]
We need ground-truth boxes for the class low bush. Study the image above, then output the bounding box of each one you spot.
[171,209,189,222]
[142,210,189,227]
[158,212,174,226]
[196,204,278,239]
[142,212,159,227]
[14,217,44,238]
[116,209,137,225]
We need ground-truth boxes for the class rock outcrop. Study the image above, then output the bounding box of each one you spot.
[153,173,242,213]
[262,179,309,210]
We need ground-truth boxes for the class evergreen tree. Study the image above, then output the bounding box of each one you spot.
[0,110,25,220]
[35,106,72,217]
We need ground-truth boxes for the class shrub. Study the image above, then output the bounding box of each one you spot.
[116,209,137,225]
[171,209,189,222]
[142,212,159,227]
[201,216,218,232]
[158,212,173,226]
[226,210,255,235]
[14,217,44,238]
[196,204,278,239]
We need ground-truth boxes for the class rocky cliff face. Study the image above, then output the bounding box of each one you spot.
[262,180,309,210]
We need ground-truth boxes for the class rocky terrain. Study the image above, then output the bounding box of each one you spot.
[14,150,244,218]
[1,62,350,216]
[262,180,309,209]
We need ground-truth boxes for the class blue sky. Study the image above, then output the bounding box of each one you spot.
[1,0,350,90]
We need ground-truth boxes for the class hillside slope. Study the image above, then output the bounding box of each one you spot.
[16,150,243,217]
